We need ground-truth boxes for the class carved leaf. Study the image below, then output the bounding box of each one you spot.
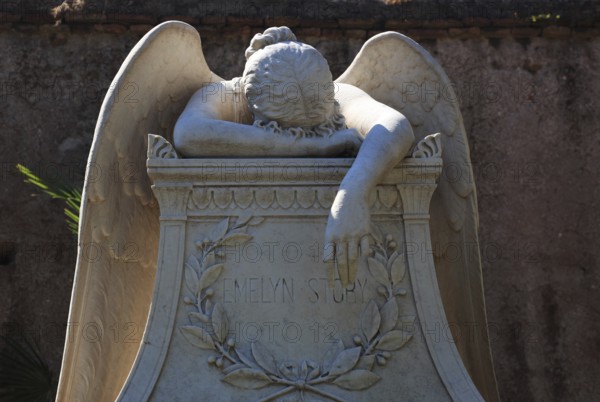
[391,253,406,285]
[301,360,308,379]
[379,298,399,334]
[211,217,229,241]
[198,263,224,291]
[248,216,265,226]
[204,251,216,267]
[376,330,412,351]
[187,254,201,272]
[375,252,387,267]
[361,300,381,342]
[211,303,228,342]
[369,223,383,245]
[387,251,399,270]
[223,363,246,375]
[305,360,320,380]
[236,350,258,369]
[235,211,252,228]
[184,264,199,294]
[333,370,381,390]
[222,368,272,389]
[251,341,278,374]
[355,355,376,371]
[329,346,361,376]
[367,257,389,286]
[189,312,209,325]
[204,298,213,314]
[180,326,215,350]
[322,339,345,373]
[221,233,253,246]
[279,361,300,380]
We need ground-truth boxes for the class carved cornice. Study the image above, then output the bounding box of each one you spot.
[187,185,401,215]
[147,135,442,216]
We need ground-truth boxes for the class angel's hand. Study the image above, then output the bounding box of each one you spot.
[323,189,371,287]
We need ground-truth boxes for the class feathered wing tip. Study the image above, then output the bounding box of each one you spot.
[337,32,500,402]
[56,21,215,401]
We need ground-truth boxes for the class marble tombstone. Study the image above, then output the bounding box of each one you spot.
[56,22,499,402]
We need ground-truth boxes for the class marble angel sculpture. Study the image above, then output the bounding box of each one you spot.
[56,21,499,402]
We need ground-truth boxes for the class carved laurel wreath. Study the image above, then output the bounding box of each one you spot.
[180,215,413,402]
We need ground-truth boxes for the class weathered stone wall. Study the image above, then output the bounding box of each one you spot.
[1,3,599,400]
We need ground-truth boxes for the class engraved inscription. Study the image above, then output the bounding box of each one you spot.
[222,277,295,304]
[179,217,414,401]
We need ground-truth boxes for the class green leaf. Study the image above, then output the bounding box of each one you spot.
[376,330,412,351]
[222,368,272,389]
[333,369,380,390]
[367,257,389,286]
[180,326,215,350]
[0,334,55,402]
[17,163,81,235]
[361,300,381,342]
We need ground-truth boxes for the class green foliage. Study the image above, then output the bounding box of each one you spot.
[530,13,561,22]
[0,335,56,402]
[16,164,82,235]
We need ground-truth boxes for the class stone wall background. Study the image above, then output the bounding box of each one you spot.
[0,1,599,401]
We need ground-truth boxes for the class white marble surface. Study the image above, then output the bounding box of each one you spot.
[115,146,483,402]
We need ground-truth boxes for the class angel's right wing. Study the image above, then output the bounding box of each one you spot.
[56,21,217,402]
[337,33,500,402]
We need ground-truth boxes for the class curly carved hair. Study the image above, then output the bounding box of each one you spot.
[242,27,346,136]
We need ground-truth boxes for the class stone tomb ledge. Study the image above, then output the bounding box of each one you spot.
[116,136,483,401]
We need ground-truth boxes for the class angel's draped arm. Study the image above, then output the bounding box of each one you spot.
[174,81,361,157]
[324,83,415,286]
[336,83,414,198]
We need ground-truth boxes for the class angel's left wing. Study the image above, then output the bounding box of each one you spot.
[336,33,499,402]
[56,21,216,401]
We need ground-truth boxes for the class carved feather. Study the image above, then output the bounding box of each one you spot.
[56,21,215,401]
[336,32,499,402]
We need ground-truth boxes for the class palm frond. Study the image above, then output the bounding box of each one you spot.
[16,164,81,235]
[0,335,56,402]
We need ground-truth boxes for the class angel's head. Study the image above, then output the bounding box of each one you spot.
[242,27,345,136]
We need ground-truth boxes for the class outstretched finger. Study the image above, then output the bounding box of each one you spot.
[324,242,336,287]
[360,235,371,257]
[323,242,336,263]
[336,242,349,288]
[347,240,359,285]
